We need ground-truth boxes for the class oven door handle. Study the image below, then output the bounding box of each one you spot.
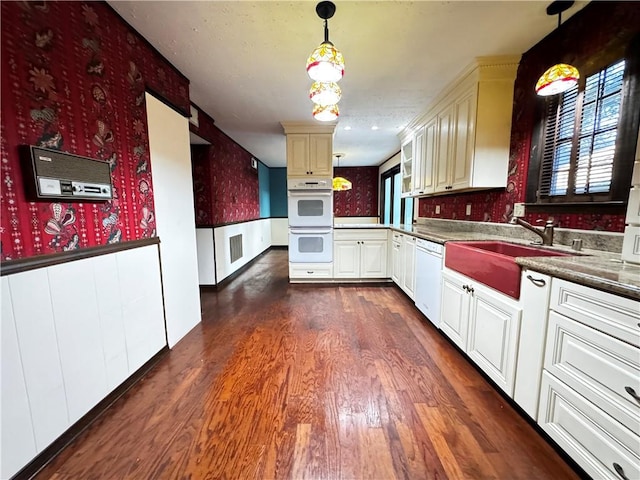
[290,228,332,235]
[288,190,333,197]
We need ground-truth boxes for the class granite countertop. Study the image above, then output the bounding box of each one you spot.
[334,223,640,300]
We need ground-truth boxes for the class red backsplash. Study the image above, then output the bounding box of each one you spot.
[0,1,190,260]
[419,2,638,233]
[333,167,379,218]
[190,106,259,226]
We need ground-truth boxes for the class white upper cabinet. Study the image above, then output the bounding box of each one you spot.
[281,123,336,178]
[399,56,520,197]
[400,138,414,196]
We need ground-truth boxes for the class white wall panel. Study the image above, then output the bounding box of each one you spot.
[195,228,216,285]
[117,245,166,372]
[214,219,271,282]
[9,269,69,450]
[146,93,202,348]
[271,218,289,246]
[1,277,37,480]
[92,254,129,390]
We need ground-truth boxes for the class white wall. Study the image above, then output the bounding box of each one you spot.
[214,219,271,283]
[196,229,216,285]
[1,245,165,479]
[146,93,201,348]
[271,218,289,246]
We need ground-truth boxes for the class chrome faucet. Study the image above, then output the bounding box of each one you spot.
[512,217,555,246]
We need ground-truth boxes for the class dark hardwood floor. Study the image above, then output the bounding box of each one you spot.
[37,249,579,479]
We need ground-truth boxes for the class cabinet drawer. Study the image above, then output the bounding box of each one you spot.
[289,263,333,279]
[550,279,640,347]
[334,228,388,241]
[539,372,640,480]
[545,311,640,432]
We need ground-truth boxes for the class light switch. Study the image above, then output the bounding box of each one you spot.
[435,205,441,214]
[513,203,526,217]
[466,204,472,216]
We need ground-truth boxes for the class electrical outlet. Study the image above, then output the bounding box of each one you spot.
[513,202,526,217]
[435,205,441,214]
[466,203,472,216]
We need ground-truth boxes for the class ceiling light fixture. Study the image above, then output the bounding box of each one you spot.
[535,1,579,96]
[313,103,339,122]
[306,1,344,83]
[333,153,352,191]
[308,1,344,122]
[309,81,342,106]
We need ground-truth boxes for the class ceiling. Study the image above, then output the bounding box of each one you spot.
[109,1,587,168]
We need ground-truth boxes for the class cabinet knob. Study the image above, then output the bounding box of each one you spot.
[613,463,630,480]
[624,386,640,404]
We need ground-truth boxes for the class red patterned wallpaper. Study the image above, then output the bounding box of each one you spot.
[189,106,259,226]
[1,1,190,261]
[419,2,639,233]
[333,167,379,217]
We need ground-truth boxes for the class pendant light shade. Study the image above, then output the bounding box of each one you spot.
[535,63,580,96]
[306,42,345,83]
[333,176,352,191]
[313,103,339,122]
[309,81,342,106]
[333,153,351,191]
[535,1,579,96]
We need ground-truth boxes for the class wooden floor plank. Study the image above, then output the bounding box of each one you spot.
[34,250,580,480]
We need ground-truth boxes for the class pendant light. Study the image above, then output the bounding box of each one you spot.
[313,103,339,122]
[535,1,579,96]
[333,153,352,191]
[309,81,342,106]
[306,1,344,83]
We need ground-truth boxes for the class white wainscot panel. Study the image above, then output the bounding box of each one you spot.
[9,269,69,451]
[270,218,289,246]
[215,219,271,282]
[92,254,129,390]
[1,277,37,479]
[117,245,167,372]
[48,259,109,424]
[196,228,216,285]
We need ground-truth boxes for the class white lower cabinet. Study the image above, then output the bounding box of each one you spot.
[288,262,333,280]
[391,233,402,284]
[440,268,522,396]
[402,235,416,299]
[538,278,640,480]
[333,229,388,279]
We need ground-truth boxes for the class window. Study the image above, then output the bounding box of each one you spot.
[380,165,414,226]
[527,51,640,207]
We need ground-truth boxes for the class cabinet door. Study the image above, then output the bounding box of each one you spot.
[401,139,413,196]
[413,126,426,195]
[422,116,438,195]
[391,240,403,285]
[451,88,476,190]
[334,240,359,278]
[309,134,332,177]
[360,240,388,278]
[434,104,455,192]
[287,134,310,176]
[402,236,416,299]
[467,286,522,396]
[440,271,470,350]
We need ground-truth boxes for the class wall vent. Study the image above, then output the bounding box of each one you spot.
[230,234,243,263]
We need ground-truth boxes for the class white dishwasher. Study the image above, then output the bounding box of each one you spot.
[415,238,443,328]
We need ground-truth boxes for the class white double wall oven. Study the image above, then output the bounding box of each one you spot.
[287,178,333,264]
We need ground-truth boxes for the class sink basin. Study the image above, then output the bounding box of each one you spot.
[444,241,574,299]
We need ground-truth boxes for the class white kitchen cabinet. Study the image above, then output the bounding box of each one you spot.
[285,133,333,177]
[400,138,414,196]
[440,270,471,351]
[399,56,519,197]
[538,277,640,480]
[334,229,388,279]
[514,270,552,420]
[402,234,416,299]
[289,262,334,280]
[440,268,522,396]
[466,282,522,396]
[391,233,403,284]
